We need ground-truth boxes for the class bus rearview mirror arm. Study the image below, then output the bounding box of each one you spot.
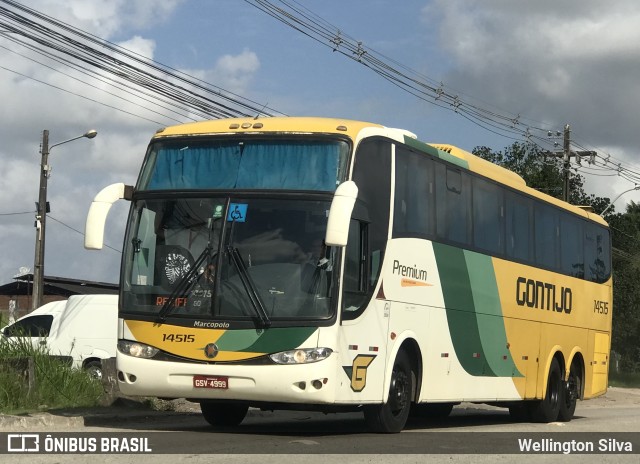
[325,180,358,247]
[84,183,133,250]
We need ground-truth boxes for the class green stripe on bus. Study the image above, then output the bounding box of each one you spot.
[215,328,262,351]
[433,243,495,376]
[464,251,523,377]
[217,327,317,354]
[403,136,469,169]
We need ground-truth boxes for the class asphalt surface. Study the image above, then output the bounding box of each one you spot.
[1,386,639,431]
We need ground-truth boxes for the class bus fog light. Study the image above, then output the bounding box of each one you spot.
[312,380,323,390]
[118,340,159,359]
[269,348,333,364]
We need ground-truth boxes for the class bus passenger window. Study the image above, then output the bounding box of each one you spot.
[506,193,532,262]
[473,177,504,254]
[560,216,584,278]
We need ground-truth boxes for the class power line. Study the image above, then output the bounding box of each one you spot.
[244,0,640,197]
[0,0,287,122]
[0,210,34,216]
[47,215,121,253]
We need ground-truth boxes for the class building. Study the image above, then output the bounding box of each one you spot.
[0,274,118,321]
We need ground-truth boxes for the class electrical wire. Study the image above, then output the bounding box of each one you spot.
[243,0,640,195]
[47,215,121,253]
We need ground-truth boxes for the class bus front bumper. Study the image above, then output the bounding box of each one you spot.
[116,352,338,404]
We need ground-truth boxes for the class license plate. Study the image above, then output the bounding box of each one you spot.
[193,375,228,389]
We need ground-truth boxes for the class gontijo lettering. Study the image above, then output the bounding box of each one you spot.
[516,277,572,314]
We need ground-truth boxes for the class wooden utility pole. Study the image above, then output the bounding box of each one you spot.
[562,124,571,202]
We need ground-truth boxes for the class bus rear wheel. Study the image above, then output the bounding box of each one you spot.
[363,350,413,433]
[558,362,580,421]
[529,358,563,423]
[200,402,249,427]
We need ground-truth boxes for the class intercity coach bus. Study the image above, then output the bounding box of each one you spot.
[85,117,612,433]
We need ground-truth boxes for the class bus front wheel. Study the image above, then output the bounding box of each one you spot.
[529,358,563,423]
[363,350,413,433]
[200,402,248,427]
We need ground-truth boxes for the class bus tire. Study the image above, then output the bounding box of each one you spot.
[529,358,562,423]
[363,350,413,433]
[200,402,248,427]
[558,362,580,422]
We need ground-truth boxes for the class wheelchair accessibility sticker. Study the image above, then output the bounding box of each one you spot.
[227,203,248,222]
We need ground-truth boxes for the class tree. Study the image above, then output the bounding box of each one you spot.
[606,202,640,371]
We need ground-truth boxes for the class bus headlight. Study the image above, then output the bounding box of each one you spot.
[269,347,332,364]
[118,340,159,359]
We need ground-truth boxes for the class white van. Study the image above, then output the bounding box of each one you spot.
[1,294,118,379]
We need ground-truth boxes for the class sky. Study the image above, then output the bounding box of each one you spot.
[1,0,640,287]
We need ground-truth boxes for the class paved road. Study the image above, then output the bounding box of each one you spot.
[1,387,639,463]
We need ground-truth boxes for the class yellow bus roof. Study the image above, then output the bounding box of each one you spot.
[153,117,383,139]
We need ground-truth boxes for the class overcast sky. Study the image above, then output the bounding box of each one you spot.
[1,0,640,287]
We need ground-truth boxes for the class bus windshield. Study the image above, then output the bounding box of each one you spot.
[137,138,350,191]
[121,196,336,323]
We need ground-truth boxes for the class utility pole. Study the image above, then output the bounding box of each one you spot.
[32,130,50,311]
[546,124,596,204]
[562,124,571,202]
[31,129,97,310]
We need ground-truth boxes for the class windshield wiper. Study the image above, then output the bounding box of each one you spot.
[228,246,271,328]
[155,246,216,325]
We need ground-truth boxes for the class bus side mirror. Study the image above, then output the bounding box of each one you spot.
[85,183,133,250]
[325,181,358,247]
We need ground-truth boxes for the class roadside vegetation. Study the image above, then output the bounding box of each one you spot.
[0,331,104,414]
[609,371,640,388]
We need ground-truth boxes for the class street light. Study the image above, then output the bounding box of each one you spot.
[600,185,640,216]
[32,129,98,310]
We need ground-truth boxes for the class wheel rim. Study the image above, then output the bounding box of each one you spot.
[565,372,578,407]
[389,366,410,416]
[87,366,102,380]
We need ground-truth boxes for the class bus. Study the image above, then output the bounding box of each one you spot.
[85,117,612,433]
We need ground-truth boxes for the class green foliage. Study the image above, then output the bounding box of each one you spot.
[0,334,104,414]
[609,371,640,388]
[606,204,640,371]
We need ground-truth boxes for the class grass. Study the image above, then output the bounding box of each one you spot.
[609,371,640,388]
[0,333,104,414]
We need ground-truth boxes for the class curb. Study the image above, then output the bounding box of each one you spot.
[0,406,200,430]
